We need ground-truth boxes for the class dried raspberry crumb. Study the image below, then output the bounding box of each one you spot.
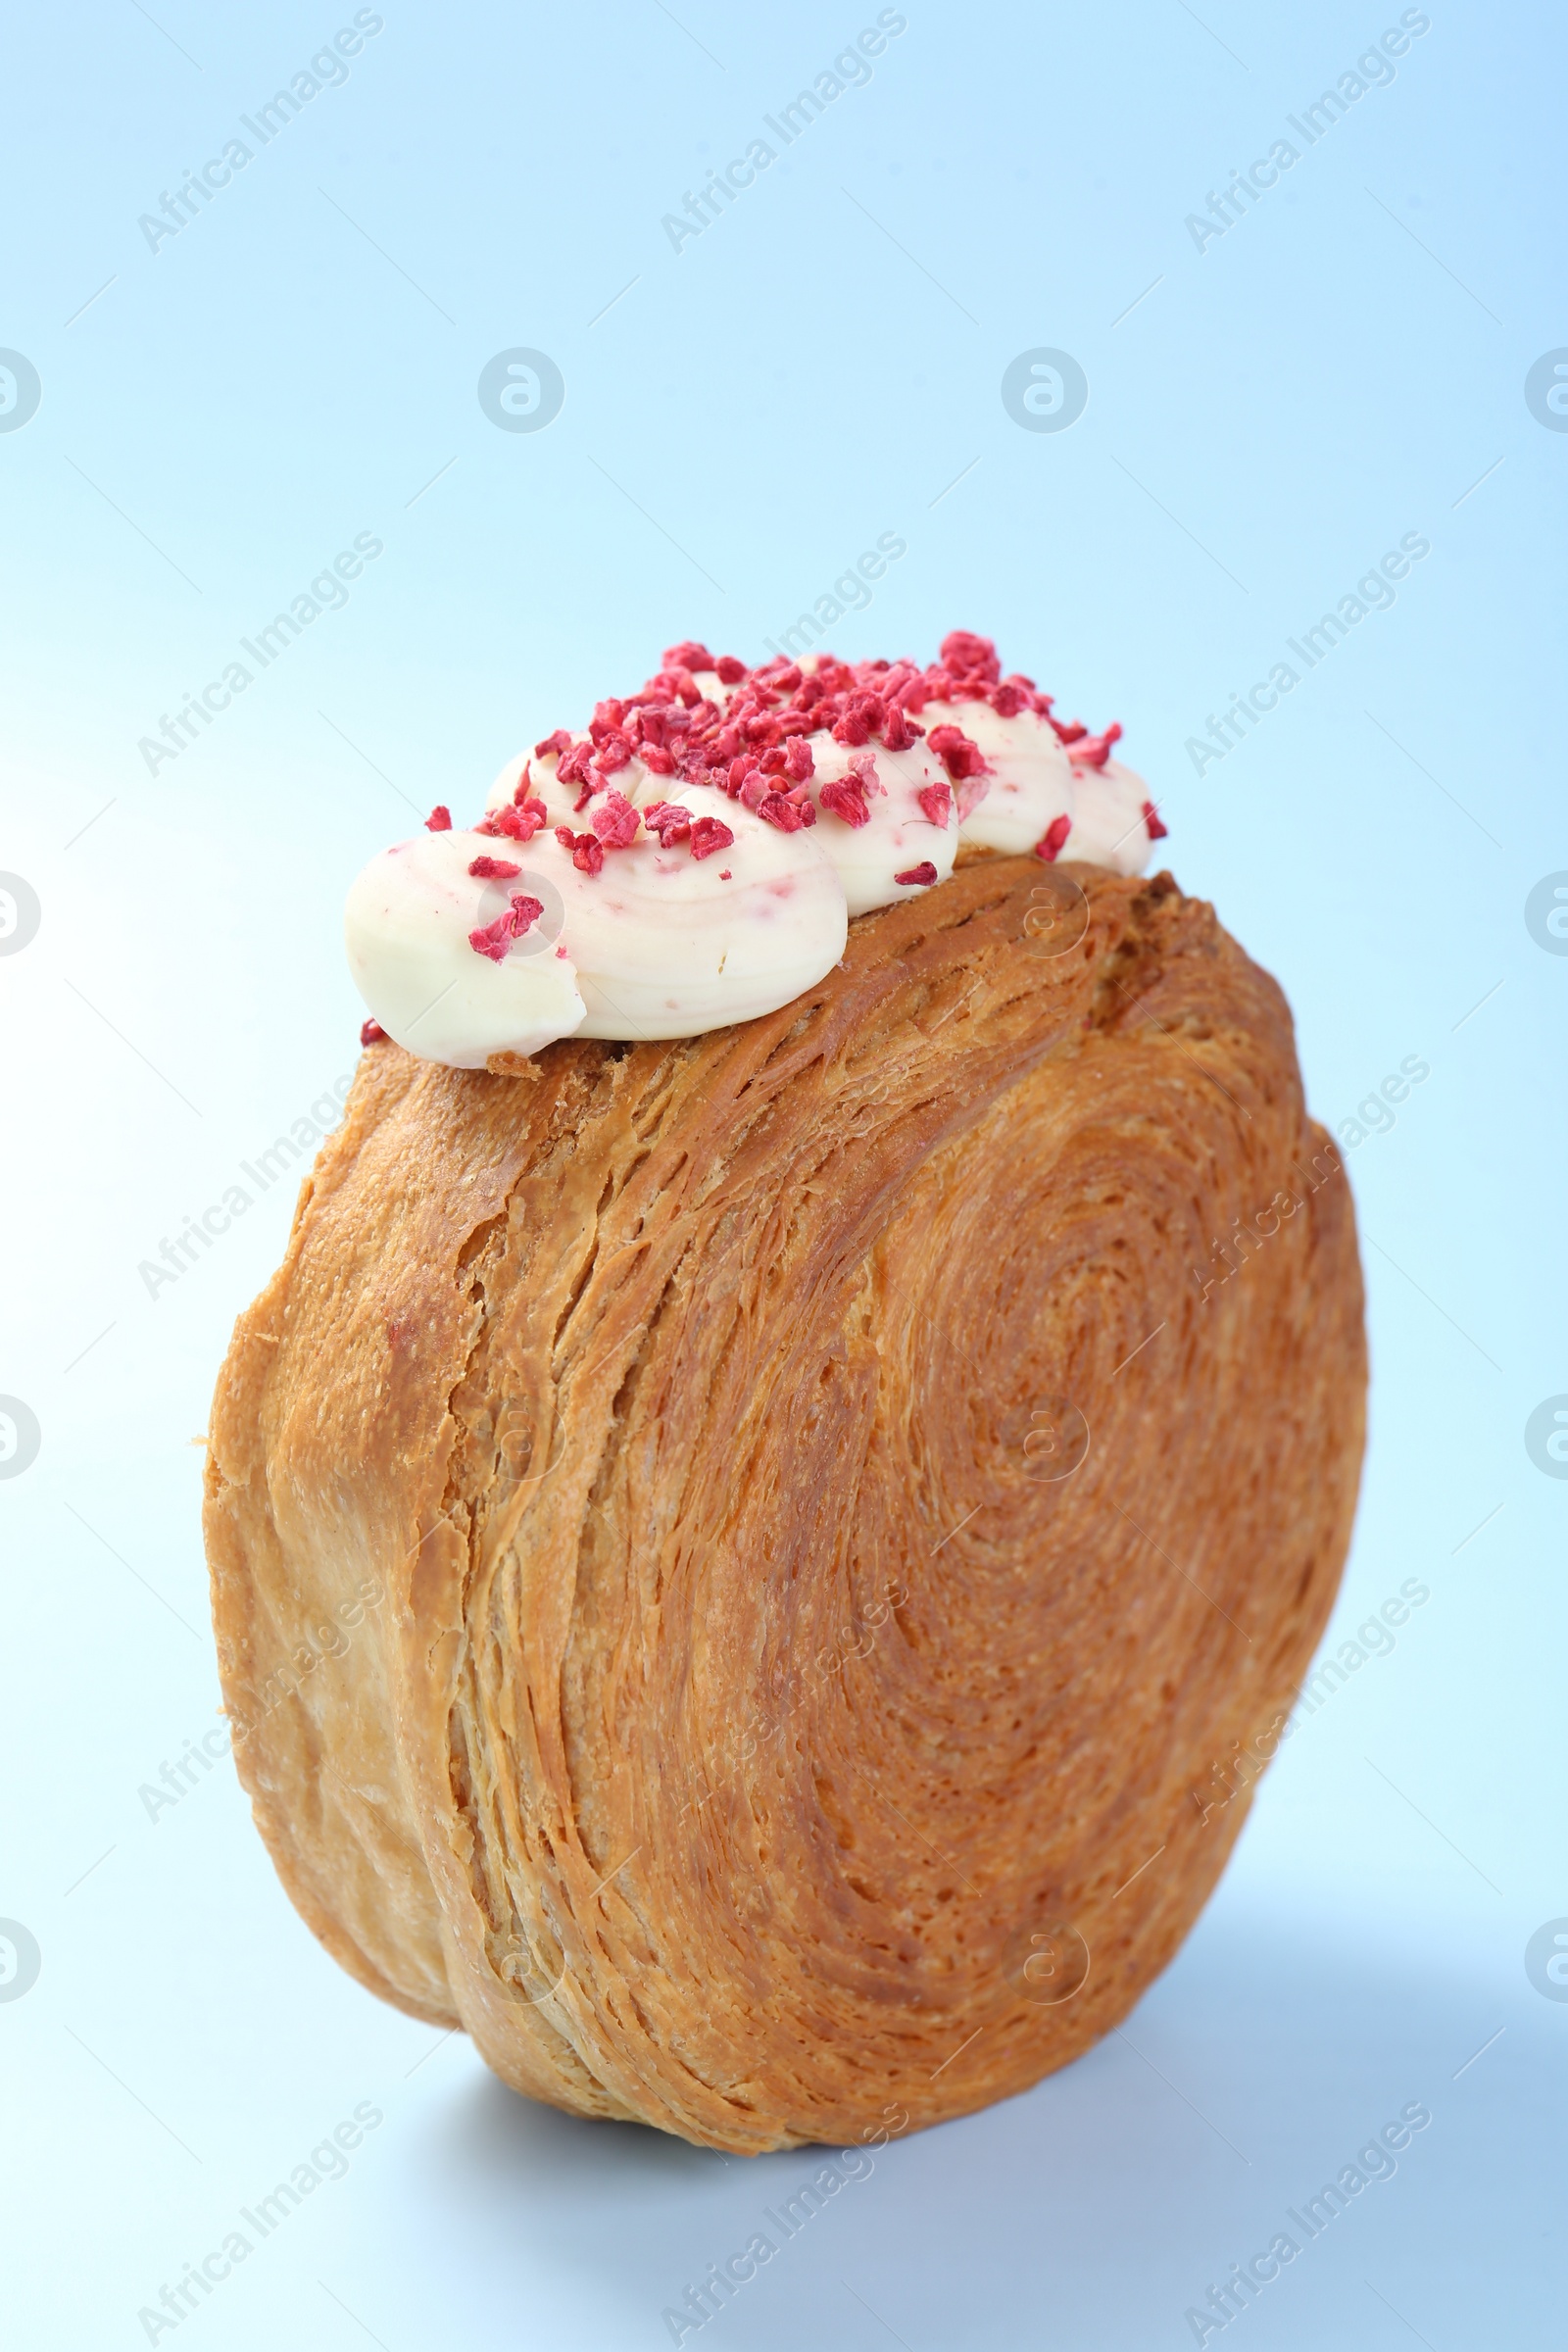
[757,789,812,832]
[718,867,732,879]
[819,775,871,828]
[1070,721,1123,771]
[918,779,953,828]
[590,790,642,848]
[715,655,748,684]
[1036,814,1073,861]
[882,703,916,752]
[468,915,513,961]
[1143,799,1169,840]
[643,801,694,846]
[926,724,987,782]
[534,729,573,760]
[895,861,939,888]
[938,630,1001,685]
[554,829,605,874]
[469,893,546,960]
[783,734,814,782]
[469,855,521,878]
[662,640,714,673]
[689,815,734,860]
[513,797,550,841]
[557,740,595,786]
[360,1017,387,1045]
[424,805,452,831]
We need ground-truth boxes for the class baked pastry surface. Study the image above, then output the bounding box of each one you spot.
[205,858,1365,2151]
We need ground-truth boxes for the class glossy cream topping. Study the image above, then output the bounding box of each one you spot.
[347,634,1167,1068]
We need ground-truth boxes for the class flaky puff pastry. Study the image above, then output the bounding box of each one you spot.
[204,859,1365,2153]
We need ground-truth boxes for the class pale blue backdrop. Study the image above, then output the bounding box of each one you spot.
[0,2,1562,2345]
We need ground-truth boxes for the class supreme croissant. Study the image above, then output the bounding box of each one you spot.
[204,633,1365,2153]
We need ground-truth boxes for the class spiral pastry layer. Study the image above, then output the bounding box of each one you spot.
[205,860,1365,2152]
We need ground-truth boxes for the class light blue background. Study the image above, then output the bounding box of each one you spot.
[1,2,1562,2345]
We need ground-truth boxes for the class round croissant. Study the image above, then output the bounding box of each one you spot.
[204,858,1364,2154]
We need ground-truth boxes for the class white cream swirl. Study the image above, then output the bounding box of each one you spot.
[347,660,1166,1068]
[346,804,847,1068]
[917,696,1157,876]
[803,732,957,915]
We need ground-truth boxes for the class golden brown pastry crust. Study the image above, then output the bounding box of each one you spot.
[205,859,1365,2152]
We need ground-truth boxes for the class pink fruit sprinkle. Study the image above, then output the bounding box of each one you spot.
[1036,814,1072,861]
[819,775,871,829]
[360,1018,387,1045]
[590,790,642,848]
[938,630,1000,685]
[1143,799,1169,840]
[468,914,514,961]
[1070,721,1123,771]
[662,640,714,673]
[643,801,694,846]
[689,815,734,860]
[469,855,521,878]
[926,724,987,782]
[895,861,938,888]
[554,829,605,875]
[469,893,547,960]
[425,805,452,831]
[918,780,953,828]
[757,790,811,833]
[783,734,814,782]
[534,729,573,759]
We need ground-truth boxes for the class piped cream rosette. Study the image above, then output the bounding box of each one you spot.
[485,723,959,920]
[347,635,1165,1071]
[345,797,848,1068]
[931,698,1153,875]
